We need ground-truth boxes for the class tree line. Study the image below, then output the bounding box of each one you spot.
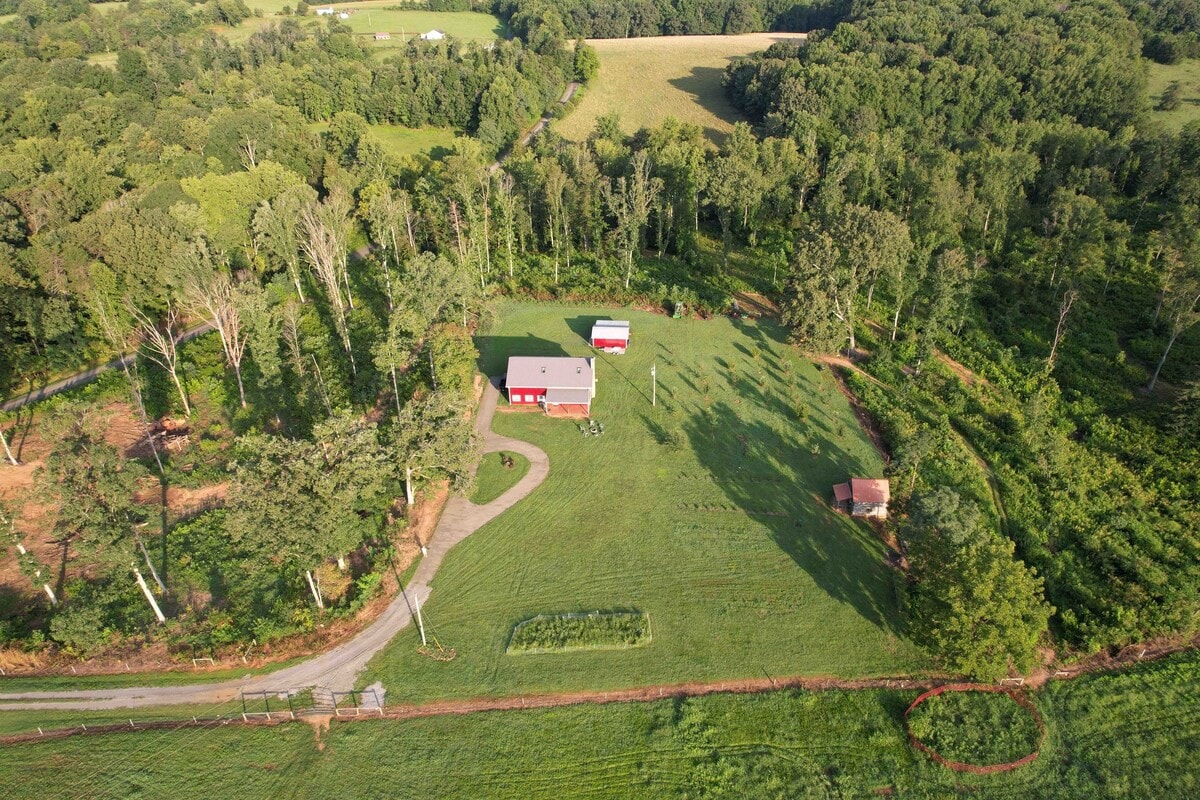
[496,0,848,40]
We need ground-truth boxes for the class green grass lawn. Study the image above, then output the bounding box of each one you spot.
[360,302,925,703]
[1147,58,1200,130]
[0,698,247,737]
[307,122,458,159]
[471,450,531,505]
[1,651,1197,798]
[367,123,459,158]
[555,33,805,145]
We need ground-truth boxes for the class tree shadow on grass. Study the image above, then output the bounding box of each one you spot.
[667,65,748,136]
[565,314,616,345]
[681,396,905,635]
[474,334,570,376]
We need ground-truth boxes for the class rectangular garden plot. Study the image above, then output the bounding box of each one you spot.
[507,612,651,655]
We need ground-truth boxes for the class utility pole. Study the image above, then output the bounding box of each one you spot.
[651,363,657,407]
[413,593,428,646]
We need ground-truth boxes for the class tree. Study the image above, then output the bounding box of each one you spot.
[781,230,845,352]
[1158,80,1183,112]
[391,391,478,507]
[299,190,356,375]
[252,183,318,303]
[1046,287,1079,373]
[706,123,763,271]
[1147,247,1200,392]
[183,251,251,408]
[34,406,148,599]
[602,150,661,289]
[226,413,392,609]
[903,488,1051,680]
[126,300,190,417]
[359,180,417,309]
[573,40,599,82]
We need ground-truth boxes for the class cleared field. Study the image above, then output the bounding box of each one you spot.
[1148,58,1200,130]
[1,651,1197,798]
[218,4,503,44]
[307,122,458,158]
[85,51,118,68]
[555,33,805,144]
[360,302,924,703]
[367,123,458,158]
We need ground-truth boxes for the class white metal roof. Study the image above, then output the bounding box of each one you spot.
[590,320,630,340]
[506,356,593,389]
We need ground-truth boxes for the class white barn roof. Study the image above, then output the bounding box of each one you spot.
[590,320,630,340]
[507,356,593,389]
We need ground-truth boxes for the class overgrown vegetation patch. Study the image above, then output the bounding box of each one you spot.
[906,686,1044,771]
[507,611,650,654]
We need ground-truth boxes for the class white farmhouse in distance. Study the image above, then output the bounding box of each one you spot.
[419,29,447,40]
[315,7,334,15]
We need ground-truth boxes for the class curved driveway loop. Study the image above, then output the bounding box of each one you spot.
[0,378,548,710]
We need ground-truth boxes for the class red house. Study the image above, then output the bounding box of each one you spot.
[506,356,596,415]
[590,320,630,354]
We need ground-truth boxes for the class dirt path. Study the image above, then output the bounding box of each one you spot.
[0,379,550,710]
[0,324,213,413]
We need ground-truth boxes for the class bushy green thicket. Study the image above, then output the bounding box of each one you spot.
[908,690,1042,767]
[507,611,650,652]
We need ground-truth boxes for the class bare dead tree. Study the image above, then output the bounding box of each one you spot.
[91,296,166,479]
[1047,288,1078,372]
[299,196,356,375]
[239,136,258,170]
[126,300,191,417]
[0,425,18,466]
[184,271,250,407]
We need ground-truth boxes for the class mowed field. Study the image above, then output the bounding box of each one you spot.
[360,302,925,703]
[1148,58,1200,131]
[220,3,503,45]
[555,33,806,144]
[2,651,1197,798]
[307,122,458,159]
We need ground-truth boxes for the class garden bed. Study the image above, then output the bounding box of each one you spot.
[507,611,651,655]
[905,684,1044,773]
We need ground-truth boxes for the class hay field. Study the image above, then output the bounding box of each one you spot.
[555,33,805,145]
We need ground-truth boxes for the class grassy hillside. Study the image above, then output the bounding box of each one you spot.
[1,651,1197,797]
[555,34,805,145]
[360,302,924,702]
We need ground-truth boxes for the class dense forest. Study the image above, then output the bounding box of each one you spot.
[724,0,1200,668]
[0,0,1198,680]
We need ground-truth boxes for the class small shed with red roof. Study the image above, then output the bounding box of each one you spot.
[832,478,891,519]
[590,320,630,354]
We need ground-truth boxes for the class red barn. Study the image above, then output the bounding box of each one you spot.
[590,320,630,354]
[506,356,596,415]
